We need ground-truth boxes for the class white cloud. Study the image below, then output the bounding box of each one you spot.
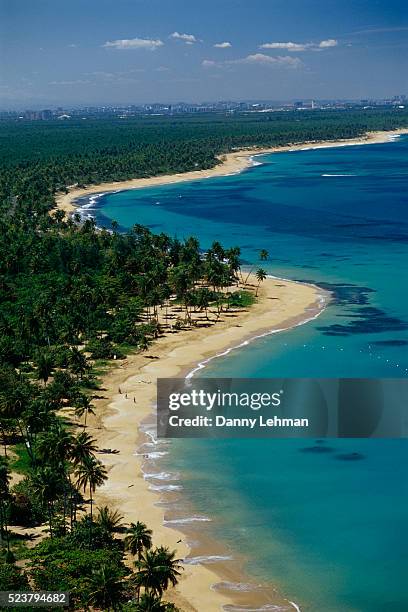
[260,39,338,52]
[170,31,198,45]
[214,41,232,48]
[103,37,164,50]
[260,42,308,52]
[202,59,217,68]
[318,39,338,48]
[50,79,91,86]
[202,54,301,69]
[241,53,301,67]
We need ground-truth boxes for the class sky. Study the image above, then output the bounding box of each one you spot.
[1,0,407,108]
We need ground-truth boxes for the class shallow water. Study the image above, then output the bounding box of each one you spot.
[85,135,408,611]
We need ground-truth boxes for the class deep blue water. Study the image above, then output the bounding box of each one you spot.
[83,136,408,611]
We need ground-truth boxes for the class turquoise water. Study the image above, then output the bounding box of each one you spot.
[83,136,408,611]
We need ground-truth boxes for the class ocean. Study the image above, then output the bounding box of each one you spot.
[78,135,408,611]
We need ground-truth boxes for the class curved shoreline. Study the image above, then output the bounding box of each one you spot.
[186,276,327,379]
[89,275,329,611]
[54,128,408,217]
[50,126,405,610]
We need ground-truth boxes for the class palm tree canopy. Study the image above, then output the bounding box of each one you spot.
[125,521,153,558]
[256,268,267,282]
[133,547,182,597]
[75,455,107,494]
[96,506,124,533]
[30,466,61,505]
[70,431,97,466]
[36,423,74,468]
[35,349,54,384]
[134,593,174,611]
[87,564,125,609]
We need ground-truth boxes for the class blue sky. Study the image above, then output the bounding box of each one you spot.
[1,0,407,108]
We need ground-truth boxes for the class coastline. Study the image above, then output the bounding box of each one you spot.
[56,127,403,609]
[88,275,328,611]
[54,128,408,216]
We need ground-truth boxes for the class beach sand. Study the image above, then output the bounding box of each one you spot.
[85,276,327,611]
[54,128,408,216]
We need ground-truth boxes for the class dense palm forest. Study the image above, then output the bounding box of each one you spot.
[0,108,407,609]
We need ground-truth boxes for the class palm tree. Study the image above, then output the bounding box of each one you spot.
[134,593,173,611]
[75,455,107,521]
[196,288,212,320]
[70,431,97,465]
[154,547,183,593]
[69,431,98,526]
[133,547,182,598]
[34,423,75,531]
[244,249,269,286]
[87,564,124,610]
[255,268,267,296]
[133,550,163,598]
[73,394,95,428]
[69,347,89,380]
[96,506,124,534]
[36,423,74,467]
[35,350,53,386]
[30,466,60,538]
[125,521,153,560]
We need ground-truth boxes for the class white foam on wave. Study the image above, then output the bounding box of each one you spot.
[186,276,328,378]
[76,192,106,219]
[321,173,356,177]
[135,450,169,459]
[139,422,157,437]
[183,554,233,565]
[149,483,183,492]
[213,581,261,592]
[249,156,264,167]
[164,515,211,526]
[143,471,180,482]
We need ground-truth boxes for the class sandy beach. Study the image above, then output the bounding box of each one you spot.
[85,275,327,611]
[54,128,408,216]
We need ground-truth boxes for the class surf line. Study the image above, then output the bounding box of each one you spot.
[186,276,328,379]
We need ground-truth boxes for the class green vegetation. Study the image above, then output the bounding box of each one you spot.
[0,108,407,608]
[226,290,256,308]
[0,115,247,607]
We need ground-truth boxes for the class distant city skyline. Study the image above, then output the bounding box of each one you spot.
[1,0,407,109]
